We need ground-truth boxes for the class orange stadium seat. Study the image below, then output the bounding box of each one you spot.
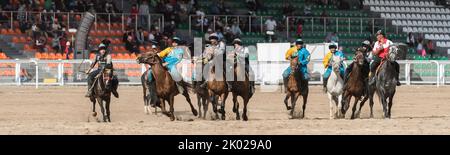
[112,46,119,52]
[89,30,97,36]
[1,29,8,34]
[110,53,117,59]
[116,53,124,59]
[8,29,14,34]
[14,28,21,34]
[123,53,131,59]
[35,53,41,59]
[19,37,27,43]
[90,53,96,59]
[139,46,145,52]
[55,53,63,60]
[24,44,32,51]
[69,53,74,59]
[119,46,126,53]
[12,37,19,43]
[130,53,137,59]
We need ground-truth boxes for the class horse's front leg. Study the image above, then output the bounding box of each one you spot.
[91,97,97,117]
[169,96,175,121]
[97,98,107,122]
[284,92,292,110]
[327,93,335,119]
[182,89,198,116]
[232,93,240,120]
[350,97,360,119]
[220,92,228,120]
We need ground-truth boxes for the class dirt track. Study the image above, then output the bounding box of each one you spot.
[0,85,450,135]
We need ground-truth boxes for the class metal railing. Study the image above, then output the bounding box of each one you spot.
[0,11,165,32]
[1,59,449,87]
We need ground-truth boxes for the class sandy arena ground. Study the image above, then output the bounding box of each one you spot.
[0,85,449,135]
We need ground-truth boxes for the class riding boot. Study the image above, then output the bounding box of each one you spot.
[368,72,376,86]
[323,77,328,93]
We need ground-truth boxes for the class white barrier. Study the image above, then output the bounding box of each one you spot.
[0,59,448,87]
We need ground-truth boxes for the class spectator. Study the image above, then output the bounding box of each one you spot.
[195,7,205,16]
[148,29,156,42]
[406,32,415,47]
[417,39,425,56]
[125,35,140,54]
[64,41,73,59]
[216,28,224,41]
[163,20,176,37]
[209,0,221,15]
[426,40,435,57]
[320,10,328,25]
[135,27,145,45]
[304,3,312,16]
[223,26,234,44]
[52,34,61,53]
[330,32,339,43]
[139,1,150,28]
[246,0,257,11]
[264,17,277,42]
[123,28,134,42]
[35,35,47,53]
[59,34,67,54]
[296,21,303,37]
[231,21,243,38]
[195,16,209,31]
[217,0,230,14]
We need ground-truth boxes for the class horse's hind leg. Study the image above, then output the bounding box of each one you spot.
[168,97,175,121]
[301,86,309,119]
[242,98,250,121]
[202,97,208,119]
[219,93,228,120]
[232,93,240,120]
[159,98,169,117]
[387,95,394,119]
[183,90,198,116]
[369,89,375,118]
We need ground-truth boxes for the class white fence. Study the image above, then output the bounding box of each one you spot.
[1,59,450,87]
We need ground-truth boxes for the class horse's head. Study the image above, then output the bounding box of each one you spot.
[290,55,299,74]
[330,55,342,73]
[136,49,161,65]
[355,48,365,66]
[387,46,399,62]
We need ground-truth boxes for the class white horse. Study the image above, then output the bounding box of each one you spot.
[326,55,344,119]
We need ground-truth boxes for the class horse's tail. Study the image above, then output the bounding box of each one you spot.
[179,80,194,93]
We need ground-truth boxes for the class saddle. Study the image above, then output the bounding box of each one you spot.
[375,60,386,76]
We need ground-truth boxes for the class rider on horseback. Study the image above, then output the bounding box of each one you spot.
[85,44,119,98]
[227,38,256,94]
[148,37,189,92]
[368,31,401,86]
[342,40,371,93]
[282,39,311,87]
[199,33,231,91]
[322,43,345,91]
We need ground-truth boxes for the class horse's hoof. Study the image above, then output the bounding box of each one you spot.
[192,109,198,116]
[92,112,97,117]
[236,116,241,120]
[286,106,292,110]
[243,115,248,121]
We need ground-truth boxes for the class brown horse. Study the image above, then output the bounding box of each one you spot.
[137,51,198,121]
[89,69,113,122]
[342,49,370,119]
[283,56,309,119]
[228,55,254,121]
[205,56,229,120]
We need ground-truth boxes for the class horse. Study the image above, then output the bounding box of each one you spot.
[341,49,370,119]
[89,69,114,122]
[137,51,198,121]
[374,46,399,119]
[205,55,229,120]
[227,54,254,121]
[140,69,161,114]
[325,55,345,119]
[283,56,309,119]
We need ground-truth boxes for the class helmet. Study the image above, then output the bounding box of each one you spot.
[329,44,337,49]
[172,37,182,44]
[232,38,242,45]
[295,39,304,45]
[209,33,219,41]
[362,40,371,46]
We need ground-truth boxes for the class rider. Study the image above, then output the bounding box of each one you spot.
[151,37,188,92]
[199,33,230,90]
[85,44,119,98]
[369,31,401,86]
[282,39,310,86]
[227,38,256,94]
[342,40,371,90]
[322,43,345,91]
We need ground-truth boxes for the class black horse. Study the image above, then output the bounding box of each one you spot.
[89,69,116,122]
